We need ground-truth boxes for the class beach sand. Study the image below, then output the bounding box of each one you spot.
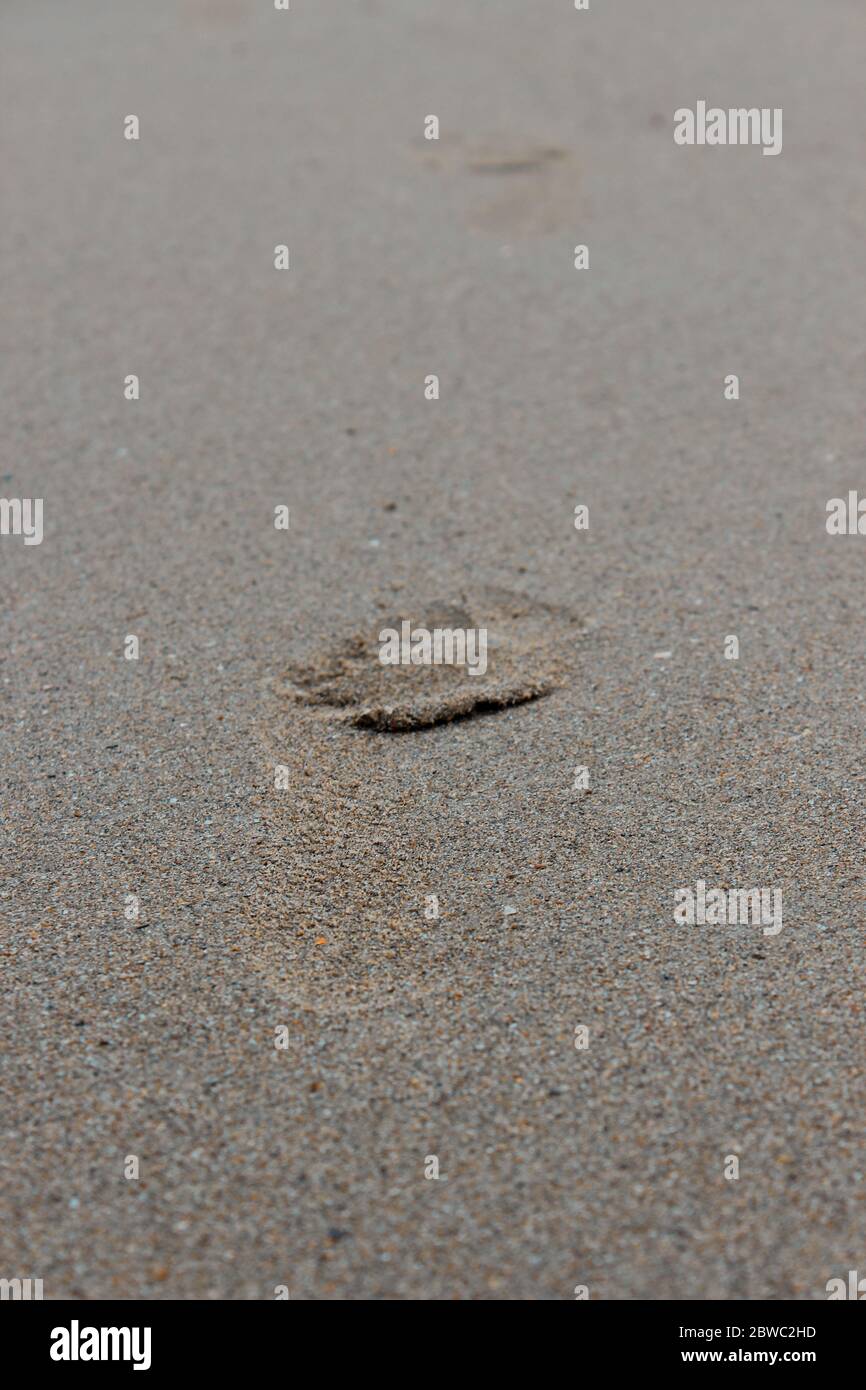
[2,0,865,1299]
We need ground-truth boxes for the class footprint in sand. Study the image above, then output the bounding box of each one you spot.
[415,133,582,239]
[280,588,582,731]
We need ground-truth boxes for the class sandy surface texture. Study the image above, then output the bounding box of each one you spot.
[2,0,865,1300]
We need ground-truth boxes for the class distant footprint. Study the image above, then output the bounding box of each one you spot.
[416,133,581,238]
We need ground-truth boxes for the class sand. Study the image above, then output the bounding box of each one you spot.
[1,0,865,1300]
